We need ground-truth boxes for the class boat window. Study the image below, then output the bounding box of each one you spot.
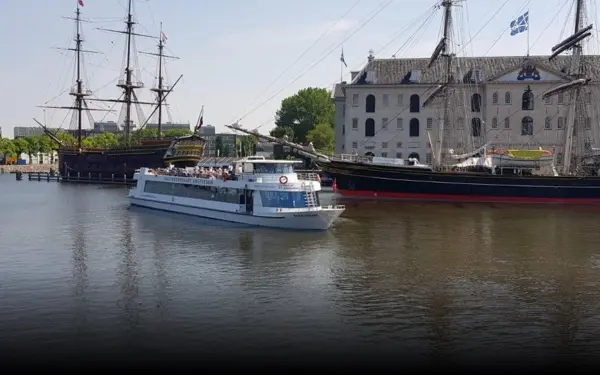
[259,191,307,208]
[143,181,240,203]
[253,163,294,174]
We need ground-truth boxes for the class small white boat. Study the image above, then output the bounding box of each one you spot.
[128,156,345,230]
[488,149,554,168]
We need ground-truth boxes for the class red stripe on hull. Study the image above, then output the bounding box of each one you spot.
[337,189,600,204]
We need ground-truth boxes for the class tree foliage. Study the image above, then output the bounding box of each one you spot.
[306,123,335,154]
[270,87,334,143]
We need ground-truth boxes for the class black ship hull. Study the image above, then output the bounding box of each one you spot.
[59,146,169,182]
[320,160,600,203]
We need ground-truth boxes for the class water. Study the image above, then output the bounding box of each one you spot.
[1,173,600,370]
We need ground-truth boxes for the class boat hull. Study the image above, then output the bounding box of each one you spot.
[321,160,600,203]
[129,197,343,230]
[58,146,202,181]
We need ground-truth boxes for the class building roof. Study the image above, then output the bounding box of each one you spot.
[334,55,600,97]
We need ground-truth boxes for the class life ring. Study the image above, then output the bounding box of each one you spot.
[279,175,288,184]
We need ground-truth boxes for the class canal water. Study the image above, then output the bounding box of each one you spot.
[1,173,600,370]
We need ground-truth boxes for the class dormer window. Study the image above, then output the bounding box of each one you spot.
[472,69,482,83]
[410,69,421,83]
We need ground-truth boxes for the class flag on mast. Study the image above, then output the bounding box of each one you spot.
[78,0,84,7]
[340,48,348,67]
[161,31,168,43]
[510,11,529,36]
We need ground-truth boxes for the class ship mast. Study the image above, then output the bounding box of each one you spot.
[38,2,102,151]
[142,23,180,138]
[422,0,455,169]
[98,0,157,146]
[543,0,592,174]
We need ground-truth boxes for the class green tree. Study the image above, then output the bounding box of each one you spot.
[223,144,232,157]
[11,138,29,158]
[239,135,258,157]
[270,87,334,143]
[37,135,54,154]
[269,126,294,140]
[306,123,335,154]
[89,132,119,148]
[0,138,16,158]
[164,128,192,138]
[55,132,76,147]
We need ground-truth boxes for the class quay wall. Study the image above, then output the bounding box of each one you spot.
[0,164,58,174]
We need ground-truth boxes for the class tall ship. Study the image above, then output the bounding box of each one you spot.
[38,0,205,183]
[229,0,600,204]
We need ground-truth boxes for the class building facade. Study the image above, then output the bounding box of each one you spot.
[203,133,239,157]
[334,54,600,165]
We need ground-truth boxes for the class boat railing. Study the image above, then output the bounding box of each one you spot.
[330,154,373,164]
[296,172,321,181]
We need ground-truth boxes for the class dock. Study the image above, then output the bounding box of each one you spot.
[22,172,135,185]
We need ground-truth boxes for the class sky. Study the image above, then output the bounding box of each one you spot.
[0,0,596,138]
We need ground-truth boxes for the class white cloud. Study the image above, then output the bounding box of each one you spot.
[214,19,358,48]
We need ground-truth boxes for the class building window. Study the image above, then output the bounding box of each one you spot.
[426,118,433,129]
[342,125,345,134]
[558,92,564,104]
[408,152,420,161]
[457,117,464,129]
[365,118,375,137]
[426,153,433,164]
[409,118,420,137]
[410,94,420,113]
[545,95,552,105]
[397,94,404,106]
[365,152,375,157]
[522,86,534,110]
[521,116,533,136]
[558,117,564,129]
[504,117,510,129]
[383,94,389,107]
[492,117,498,129]
[492,92,498,104]
[382,142,388,149]
[352,141,357,148]
[396,118,404,130]
[381,152,388,157]
[471,118,482,137]
[505,91,511,104]
[545,117,552,129]
[396,142,402,148]
[352,117,358,130]
[352,94,359,106]
[585,117,592,129]
[585,92,592,104]
[366,94,376,113]
[396,152,403,158]
[382,118,388,129]
[471,93,482,112]
[556,153,564,164]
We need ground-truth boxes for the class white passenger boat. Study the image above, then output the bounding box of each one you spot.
[128,156,345,230]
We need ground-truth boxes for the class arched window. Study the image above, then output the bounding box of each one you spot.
[408,152,420,161]
[522,86,534,110]
[409,118,420,137]
[492,92,498,105]
[409,94,420,113]
[545,117,552,129]
[521,116,533,136]
[365,118,375,137]
[471,118,482,137]
[471,93,482,112]
[365,152,375,157]
[366,94,376,113]
[505,91,511,104]
[492,117,498,129]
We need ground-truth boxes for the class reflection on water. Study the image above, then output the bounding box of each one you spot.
[1,174,600,367]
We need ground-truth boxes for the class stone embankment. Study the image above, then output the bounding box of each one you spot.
[0,164,58,174]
